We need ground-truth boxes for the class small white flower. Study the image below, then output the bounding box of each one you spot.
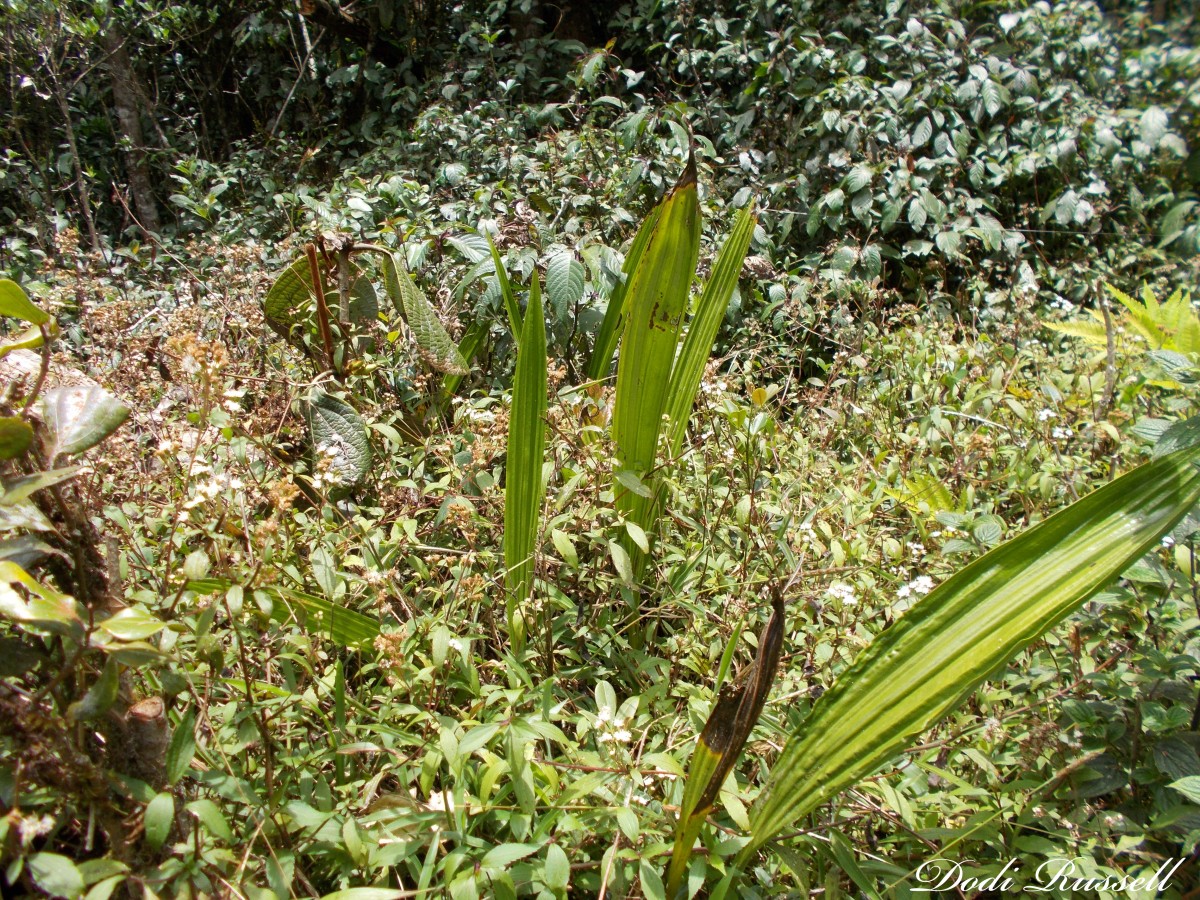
[1052,426,1073,440]
[447,638,464,653]
[826,582,857,605]
[611,728,632,743]
[1162,535,1176,548]
[908,575,934,596]
[1037,408,1056,422]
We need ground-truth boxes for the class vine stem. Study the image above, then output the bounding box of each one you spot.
[305,242,338,377]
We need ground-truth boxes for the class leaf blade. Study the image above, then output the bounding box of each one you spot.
[741,447,1200,858]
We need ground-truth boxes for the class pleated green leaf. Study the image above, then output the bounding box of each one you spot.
[441,320,487,397]
[487,235,523,340]
[586,202,663,382]
[504,272,548,654]
[611,160,700,558]
[380,252,469,375]
[664,203,756,458]
[739,446,1200,862]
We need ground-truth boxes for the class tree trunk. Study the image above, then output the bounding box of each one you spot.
[102,27,161,235]
[48,70,101,254]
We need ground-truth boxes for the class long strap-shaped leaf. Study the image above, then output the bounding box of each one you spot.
[380,251,469,375]
[738,445,1200,863]
[661,204,756,460]
[586,202,664,382]
[611,158,701,557]
[632,204,756,578]
[504,272,548,654]
[487,235,523,340]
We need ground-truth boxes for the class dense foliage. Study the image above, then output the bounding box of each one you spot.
[2,0,1200,897]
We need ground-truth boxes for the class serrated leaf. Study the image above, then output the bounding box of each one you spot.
[1169,776,1200,804]
[545,248,585,319]
[447,233,490,264]
[850,189,872,223]
[860,244,882,278]
[1154,737,1200,780]
[306,390,372,490]
[380,252,469,375]
[1155,415,1200,457]
[0,279,50,325]
[845,165,873,193]
[39,386,129,459]
[1055,191,1078,226]
[908,197,928,230]
[263,256,377,341]
[981,80,1002,117]
[1141,105,1169,147]
[911,117,932,147]
[935,230,961,256]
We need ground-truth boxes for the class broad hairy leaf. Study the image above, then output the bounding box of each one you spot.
[504,271,548,654]
[305,390,372,491]
[380,251,469,375]
[39,386,130,460]
[264,255,377,340]
[737,446,1200,862]
[546,247,585,319]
